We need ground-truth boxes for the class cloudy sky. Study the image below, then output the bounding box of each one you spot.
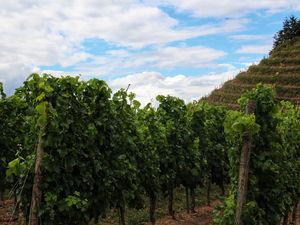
[1,1,300,104]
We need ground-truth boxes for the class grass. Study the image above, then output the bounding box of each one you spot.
[219,83,255,94]
[260,58,300,66]
[237,74,300,85]
[248,65,300,75]
[99,185,223,225]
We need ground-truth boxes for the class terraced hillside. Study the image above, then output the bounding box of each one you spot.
[206,37,300,109]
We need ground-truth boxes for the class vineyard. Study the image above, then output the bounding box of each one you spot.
[0,16,300,225]
[0,74,299,225]
[207,37,300,108]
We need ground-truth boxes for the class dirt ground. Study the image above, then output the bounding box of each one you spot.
[297,204,300,225]
[147,205,214,225]
[151,202,300,225]
[1,199,300,225]
[0,200,18,225]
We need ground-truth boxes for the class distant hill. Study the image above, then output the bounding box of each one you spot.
[206,36,300,109]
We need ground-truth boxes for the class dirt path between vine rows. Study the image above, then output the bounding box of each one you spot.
[145,202,220,225]
[149,206,213,225]
[150,201,300,225]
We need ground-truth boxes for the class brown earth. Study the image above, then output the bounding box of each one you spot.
[1,199,299,225]
[148,205,214,225]
[297,203,300,225]
[0,200,18,225]
[150,201,300,225]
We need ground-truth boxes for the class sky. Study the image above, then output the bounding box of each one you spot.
[1,0,300,105]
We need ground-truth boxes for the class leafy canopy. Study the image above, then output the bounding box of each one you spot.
[273,15,300,49]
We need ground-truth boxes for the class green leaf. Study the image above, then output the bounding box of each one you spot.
[36,93,45,102]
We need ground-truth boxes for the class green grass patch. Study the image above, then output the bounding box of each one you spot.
[248,65,300,75]
[260,58,300,66]
[236,74,300,85]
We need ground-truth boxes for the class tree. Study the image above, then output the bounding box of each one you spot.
[273,15,300,49]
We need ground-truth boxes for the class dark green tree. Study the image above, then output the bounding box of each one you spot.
[273,15,300,49]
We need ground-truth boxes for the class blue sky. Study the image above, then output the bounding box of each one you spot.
[0,1,300,104]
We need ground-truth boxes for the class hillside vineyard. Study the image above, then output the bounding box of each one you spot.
[207,37,300,109]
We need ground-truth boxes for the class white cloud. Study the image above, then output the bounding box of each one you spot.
[230,34,272,41]
[162,0,300,18]
[237,44,272,54]
[184,18,250,37]
[0,63,36,94]
[108,70,240,105]
[0,0,249,92]
[0,0,244,52]
[58,4,196,48]
[74,45,225,76]
[150,46,225,68]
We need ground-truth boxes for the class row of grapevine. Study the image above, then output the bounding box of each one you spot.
[215,84,300,225]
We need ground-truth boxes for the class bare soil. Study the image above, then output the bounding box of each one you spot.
[297,203,300,225]
[0,200,18,225]
[1,199,299,225]
[145,202,219,225]
[149,206,213,225]
[150,201,300,225]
